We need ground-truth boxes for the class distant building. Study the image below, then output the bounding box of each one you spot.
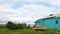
[35,14,60,30]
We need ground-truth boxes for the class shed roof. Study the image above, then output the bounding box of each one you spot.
[35,13,60,23]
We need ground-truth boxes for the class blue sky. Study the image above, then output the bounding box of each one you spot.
[11,3,23,9]
[0,0,60,24]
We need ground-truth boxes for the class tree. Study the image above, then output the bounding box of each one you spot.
[7,21,27,30]
[34,25,36,27]
[17,23,27,29]
[22,23,27,28]
[16,23,24,29]
[27,25,30,28]
[6,21,17,30]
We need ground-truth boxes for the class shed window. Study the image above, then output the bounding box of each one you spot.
[56,20,58,24]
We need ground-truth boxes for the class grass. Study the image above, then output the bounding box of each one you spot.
[0,28,60,34]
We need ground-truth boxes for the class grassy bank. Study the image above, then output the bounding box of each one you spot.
[0,28,60,34]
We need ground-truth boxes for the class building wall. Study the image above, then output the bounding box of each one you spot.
[43,18,55,29]
[35,20,43,26]
[35,18,60,30]
[55,18,60,29]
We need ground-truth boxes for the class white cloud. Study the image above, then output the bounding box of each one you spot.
[0,0,59,6]
[8,5,54,21]
[0,0,59,5]
[0,0,60,24]
[0,4,54,22]
[0,4,59,21]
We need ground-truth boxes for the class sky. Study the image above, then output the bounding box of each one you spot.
[0,0,60,25]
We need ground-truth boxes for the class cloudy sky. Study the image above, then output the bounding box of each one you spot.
[0,0,60,24]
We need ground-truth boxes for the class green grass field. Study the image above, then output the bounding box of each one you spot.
[0,28,60,34]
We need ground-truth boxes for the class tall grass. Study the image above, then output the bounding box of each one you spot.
[0,28,60,34]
